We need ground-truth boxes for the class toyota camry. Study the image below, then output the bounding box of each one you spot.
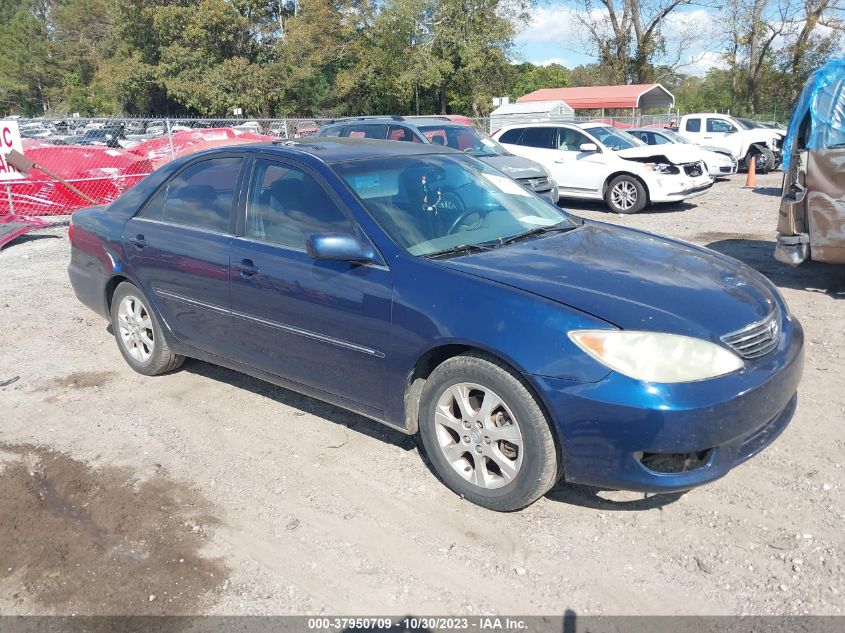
[68,138,803,511]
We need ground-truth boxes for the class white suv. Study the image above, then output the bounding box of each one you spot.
[492,122,713,214]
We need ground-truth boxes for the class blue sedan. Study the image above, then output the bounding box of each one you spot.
[68,138,803,511]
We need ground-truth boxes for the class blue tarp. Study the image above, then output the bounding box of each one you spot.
[783,57,845,170]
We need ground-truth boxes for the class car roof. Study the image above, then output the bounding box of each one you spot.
[214,137,461,163]
[322,116,466,129]
[498,121,582,130]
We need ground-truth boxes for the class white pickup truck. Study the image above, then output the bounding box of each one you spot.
[677,114,785,173]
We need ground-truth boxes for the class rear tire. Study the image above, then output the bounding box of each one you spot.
[418,352,559,511]
[605,175,647,214]
[110,281,184,376]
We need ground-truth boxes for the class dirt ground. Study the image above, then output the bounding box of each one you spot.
[0,171,843,617]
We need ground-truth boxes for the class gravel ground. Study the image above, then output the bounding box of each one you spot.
[0,171,843,616]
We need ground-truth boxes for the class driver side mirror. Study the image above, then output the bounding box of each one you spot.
[579,143,599,153]
[306,233,377,263]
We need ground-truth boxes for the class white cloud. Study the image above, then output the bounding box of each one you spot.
[682,51,729,76]
[536,57,570,67]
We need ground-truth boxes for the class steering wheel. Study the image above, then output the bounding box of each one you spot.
[432,191,474,235]
[447,209,484,235]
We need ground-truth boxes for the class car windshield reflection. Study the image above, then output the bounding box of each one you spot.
[332,154,576,257]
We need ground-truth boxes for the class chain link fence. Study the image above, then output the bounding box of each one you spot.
[3,116,497,216]
[0,111,770,216]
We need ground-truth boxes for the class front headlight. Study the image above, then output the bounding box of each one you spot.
[645,162,678,174]
[568,330,744,383]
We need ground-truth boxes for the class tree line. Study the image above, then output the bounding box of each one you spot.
[0,0,842,120]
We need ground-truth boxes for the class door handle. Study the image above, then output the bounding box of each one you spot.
[554,159,567,163]
[232,259,259,276]
[128,235,146,249]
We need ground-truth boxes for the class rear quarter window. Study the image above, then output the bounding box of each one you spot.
[685,118,702,133]
[520,127,556,149]
[498,128,523,144]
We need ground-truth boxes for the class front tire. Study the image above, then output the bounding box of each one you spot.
[418,353,559,511]
[605,175,647,214]
[744,147,775,173]
[110,281,184,376]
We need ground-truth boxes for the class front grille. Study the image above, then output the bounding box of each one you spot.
[518,176,551,192]
[719,166,732,173]
[683,162,704,178]
[721,310,781,359]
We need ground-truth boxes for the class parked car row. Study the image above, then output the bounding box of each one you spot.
[316,116,732,214]
[10,117,330,149]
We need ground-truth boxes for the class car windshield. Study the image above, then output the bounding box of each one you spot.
[416,125,509,158]
[657,129,690,144]
[584,126,642,150]
[735,118,757,130]
[332,154,577,257]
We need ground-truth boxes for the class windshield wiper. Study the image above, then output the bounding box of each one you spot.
[424,242,497,260]
[497,223,577,246]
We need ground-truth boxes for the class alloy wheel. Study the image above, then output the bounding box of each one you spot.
[117,295,155,363]
[433,382,524,489]
[611,181,638,210]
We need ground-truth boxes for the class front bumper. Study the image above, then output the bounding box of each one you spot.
[532,316,804,492]
[649,175,714,202]
[709,160,738,177]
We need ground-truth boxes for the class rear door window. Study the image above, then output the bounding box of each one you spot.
[344,124,387,139]
[319,125,346,137]
[388,125,420,142]
[161,157,243,233]
[685,118,701,133]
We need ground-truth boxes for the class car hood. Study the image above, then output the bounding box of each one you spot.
[700,145,735,156]
[438,221,777,338]
[750,130,785,144]
[616,144,703,164]
[477,155,547,179]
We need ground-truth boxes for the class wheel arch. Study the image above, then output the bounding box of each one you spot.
[104,273,180,348]
[602,171,651,203]
[402,343,564,474]
[105,273,133,312]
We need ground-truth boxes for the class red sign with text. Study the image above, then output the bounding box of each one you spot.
[0,121,24,181]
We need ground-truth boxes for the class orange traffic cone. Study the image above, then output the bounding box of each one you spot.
[744,153,757,188]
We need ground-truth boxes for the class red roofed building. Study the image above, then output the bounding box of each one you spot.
[516,84,675,112]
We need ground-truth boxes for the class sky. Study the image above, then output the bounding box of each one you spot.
[513,4,725,76]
